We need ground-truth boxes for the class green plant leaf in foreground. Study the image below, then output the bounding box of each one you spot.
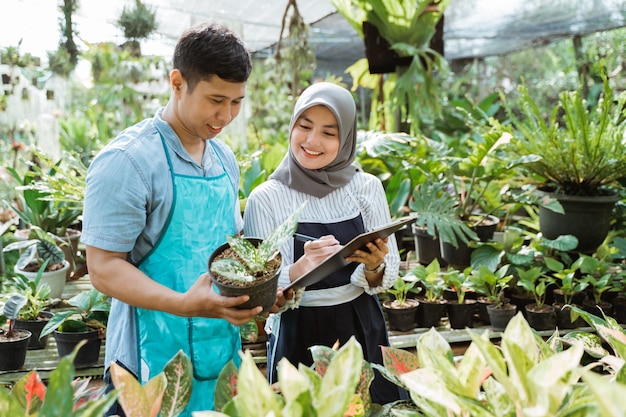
[161,350,193,417]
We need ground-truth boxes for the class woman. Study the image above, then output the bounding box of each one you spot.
[244,82,403,404]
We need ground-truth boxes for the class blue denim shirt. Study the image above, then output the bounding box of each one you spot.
[81,107,243,373]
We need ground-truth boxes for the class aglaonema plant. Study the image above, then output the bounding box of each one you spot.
[210,201,306,283]
[203,336,364,417]
[111,349,193,417]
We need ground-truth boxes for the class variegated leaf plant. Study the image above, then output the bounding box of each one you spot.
[210,201,307,283]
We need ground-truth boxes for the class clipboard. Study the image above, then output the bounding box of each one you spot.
[283,216,416,291]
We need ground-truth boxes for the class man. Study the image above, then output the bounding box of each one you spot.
[82,22,288,416]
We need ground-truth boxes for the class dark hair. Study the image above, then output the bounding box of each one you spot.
[173,22,252,90]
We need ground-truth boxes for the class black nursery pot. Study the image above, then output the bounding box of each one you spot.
[15,311,54,350]
[53,330,102,368]
[0,330,32,371]
[209,238,281,315]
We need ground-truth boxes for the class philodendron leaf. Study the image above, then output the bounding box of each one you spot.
[258,201,307,263]
[160,350,193,417]
[111,361,166,417]
[226,235,264,272]
[210,258,255,283]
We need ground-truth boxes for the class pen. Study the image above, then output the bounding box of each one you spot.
[294,233,318,242]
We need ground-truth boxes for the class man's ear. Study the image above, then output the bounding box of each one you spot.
[170,69,185,94]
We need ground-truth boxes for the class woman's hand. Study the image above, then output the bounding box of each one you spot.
[289,235,340,280]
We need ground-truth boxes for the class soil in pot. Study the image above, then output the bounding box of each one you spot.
[446,300,477,329]
[383,299,419,332]
[487,303,517,332]
[0,329,32,371]
[53,329,103,368]
[15,311,54,349]
[209,240,281,314]
[525,304,556,331]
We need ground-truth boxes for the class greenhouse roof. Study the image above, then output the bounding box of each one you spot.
[3,0,626,67]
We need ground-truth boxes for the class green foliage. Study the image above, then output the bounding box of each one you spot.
[404,258,446,302]
[207,337,365,417]
[332,0,451,134]
[386,276,421,307]
[515,266,554,309]
[442,267,472,304]
[210,202,306,283]
[502,73,626,196]
[6,263,52,320]
[117,0,158,41]
[467,264,513,304]
[40,288,110,338]
[0,343,118,416]
[3,227,65,270]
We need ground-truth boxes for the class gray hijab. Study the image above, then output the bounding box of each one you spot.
[269,82,359,198]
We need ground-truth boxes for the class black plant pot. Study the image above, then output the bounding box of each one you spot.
[537,187,620,253]
[53,330,102,368]
[487,303,517,332]
[553,303,587,329]
[525,304,556,331]
[0,329,32,371]
[475,297,499,325]
[383,299,419,332]
[15,311,54,350]
[611,297,626,324]
[412,224,446,266]
[441,215,499,269]
[581,300,613,318]
[446,300,476,329]
[508,291,535,319]
[209,238,281,314]
[416,299,447,328]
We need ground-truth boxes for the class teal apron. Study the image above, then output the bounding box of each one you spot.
[135,135,241,415]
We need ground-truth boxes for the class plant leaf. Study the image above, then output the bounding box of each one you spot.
[160,350,193,417]
[210,258,255,283]
[258,201,307,261]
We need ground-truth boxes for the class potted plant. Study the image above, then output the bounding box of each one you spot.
[40,288,110,368]
[0,293,31,371]
[408,112,512,268]
[3,225,69,299]
[209,202,305,314]
[548,254,593,328]
[466,264,513,324]
[5,151,85,278]
[441,267,476,329]
[382,275,421,331]
[502,74,626,253]
[8,263,55,349]
[515,266,556,331]
[404,258,447,328]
